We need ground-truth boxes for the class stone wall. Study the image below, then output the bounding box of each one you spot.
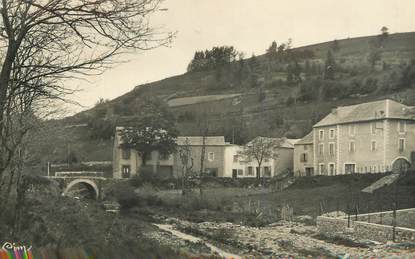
[316,216,351,234]
[351,208,415,229]
[354,221,415,243]
[317,208,415,243]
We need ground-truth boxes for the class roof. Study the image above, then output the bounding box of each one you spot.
[115,128,228,146]
[176,136,229,146]
[247,136,298,149]
[295,132,313,145]
[314,99,415,127]
[286,138,301,146]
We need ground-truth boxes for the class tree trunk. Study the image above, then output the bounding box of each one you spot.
[0,41,20,178]
[257,162,261,180]
[182,165,187,196]
[141,152,147,166]
[199,130,207,198]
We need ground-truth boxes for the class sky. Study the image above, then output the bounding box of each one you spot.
[68,0,415,114]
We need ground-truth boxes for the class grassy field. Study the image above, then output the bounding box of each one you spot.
[141,173,415,226]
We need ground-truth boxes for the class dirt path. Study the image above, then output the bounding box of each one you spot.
[155,224,241,259]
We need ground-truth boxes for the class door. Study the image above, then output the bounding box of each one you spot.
[305,167,313,176]
[392,158,410,173]
[121,165,131,178]
[345,164,355,174]
[232,169,238,178]
[329,164,335,176]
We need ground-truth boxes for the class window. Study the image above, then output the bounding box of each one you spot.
[319,164,325,175]
[371,122,376,134]
[237,169,243,176]
[349,141,355,153]
[305,167,314,176]
[121,149,131,160]
[208,152,215,161]
[300,153,308,162]
[329,129,335,139]
[371,141,377,151]
[319,130,324,140]
[345,164,356,174]
[121,165,131,178]
[247,166,254,176]
[348,125,356,136]
[233,155,239,163]
[329,163,335,176]
[319,143,324,156]
[160,153,170,160]
[205,168,218,177]
[399,121,406,133]
[329,143,335,156]
[264,167,271,177]
[399,138,405,152]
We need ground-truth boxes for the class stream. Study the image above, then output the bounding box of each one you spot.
[154,224,241,259]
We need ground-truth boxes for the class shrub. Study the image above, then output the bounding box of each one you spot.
[135,183,163,206]
[113,184,142,210]
[285,96,294,106]
[210,228,234,243]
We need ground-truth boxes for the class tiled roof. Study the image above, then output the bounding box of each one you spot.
[176,136,228,146]
[314,99,415,127]
[295,132,313,145]
[247,136,299,149]
[115,127,228,146]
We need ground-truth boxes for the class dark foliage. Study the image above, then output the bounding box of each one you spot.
[187,46,238,72]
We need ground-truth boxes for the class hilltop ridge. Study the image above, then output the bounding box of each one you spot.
[40,31,415,163]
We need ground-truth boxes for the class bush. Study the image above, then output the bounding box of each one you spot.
[135,183,163,206]
[115,185,142,210]
[285,96,294,106]
[210,228,234,243]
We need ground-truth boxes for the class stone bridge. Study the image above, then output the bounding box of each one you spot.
[47,172,111,200]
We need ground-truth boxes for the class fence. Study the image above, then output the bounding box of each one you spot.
[317,208,415,243]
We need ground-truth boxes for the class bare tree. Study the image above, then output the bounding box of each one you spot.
[0,0,173,175]
[238,137,282,180]
[0,0,173,230]
[178,138,193,196]
[198,114,209,198]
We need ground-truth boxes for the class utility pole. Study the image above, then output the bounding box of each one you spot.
[67,142,70,169]
[47,162,50,177]
[232,126,235,144]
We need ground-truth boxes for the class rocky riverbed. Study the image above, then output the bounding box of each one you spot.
[149,216,415,258]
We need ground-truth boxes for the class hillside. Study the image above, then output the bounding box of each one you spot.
[36,32,415,164]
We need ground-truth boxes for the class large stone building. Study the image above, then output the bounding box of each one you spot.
[294,99,415,176]
[113,127,298,178]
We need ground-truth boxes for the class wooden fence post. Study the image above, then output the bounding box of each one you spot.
[392,202,397,242]
[367,203,370,223]
[354,204,358,221]
[347,203,351,228]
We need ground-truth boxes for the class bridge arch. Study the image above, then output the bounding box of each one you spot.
[63,179,99,200]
